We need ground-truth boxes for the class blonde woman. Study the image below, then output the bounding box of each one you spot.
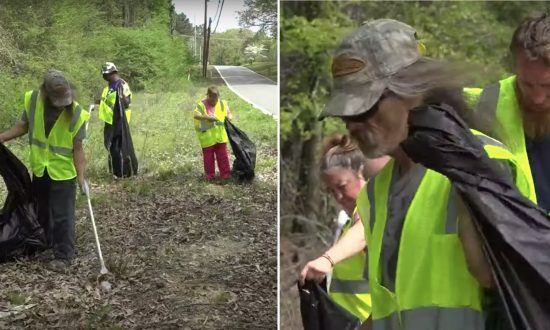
[319,133,389,324]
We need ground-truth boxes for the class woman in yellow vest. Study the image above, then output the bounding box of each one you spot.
[193,86,232,181]
[299,19,528,330]
[320,133,389,323]
[0,70,89,272]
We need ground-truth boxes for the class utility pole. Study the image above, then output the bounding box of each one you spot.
[193,15,197,59]
[205,18,212,72]
[202,0,208,77]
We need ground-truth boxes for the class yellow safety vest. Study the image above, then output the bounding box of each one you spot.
[329,211,372,321]
[464,76,536,203]
[355,129,525,330]
[98,80,132,125]
[24,90,89,180]
[193,99,229,148]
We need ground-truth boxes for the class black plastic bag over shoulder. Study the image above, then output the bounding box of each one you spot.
[401,103,550,330]
[109,101,138,178]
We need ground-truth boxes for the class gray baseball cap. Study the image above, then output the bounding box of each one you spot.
[321,19,422,119]
[43,69,73,107]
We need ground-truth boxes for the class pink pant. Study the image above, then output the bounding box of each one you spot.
[202,143,231,180]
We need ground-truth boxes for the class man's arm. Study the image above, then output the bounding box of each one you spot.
[73,132,87,187]
[226,102,233,120]
[0,120,28,143]
[120,82,131,109]
[457,195,494,288]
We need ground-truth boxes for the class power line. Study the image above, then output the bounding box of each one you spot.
[212,0,221,28]
[213,0,224,33]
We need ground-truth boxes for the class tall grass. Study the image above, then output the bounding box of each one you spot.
[0,76,277,202]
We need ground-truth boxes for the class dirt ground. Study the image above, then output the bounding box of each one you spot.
[0,176,277,329]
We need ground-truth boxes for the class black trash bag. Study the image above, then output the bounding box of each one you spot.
[224,119,256,181]
[401,103,550,330]
[298,280,362,330]
[108,97,138,178]
[0,143,46,261]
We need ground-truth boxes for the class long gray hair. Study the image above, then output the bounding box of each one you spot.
[387,57,473,103]
[385,57,496,137]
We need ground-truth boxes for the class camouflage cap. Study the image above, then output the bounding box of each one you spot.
[321,19,421,119]
[43,69,73,107]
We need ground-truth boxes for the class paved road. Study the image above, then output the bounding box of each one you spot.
[214,65,278,117]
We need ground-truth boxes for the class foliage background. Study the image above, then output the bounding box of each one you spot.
[0,0,192,126]
[280,1,550,329]
[178,0,278,81]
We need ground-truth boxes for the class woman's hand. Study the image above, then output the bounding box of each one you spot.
[299,256,333,285]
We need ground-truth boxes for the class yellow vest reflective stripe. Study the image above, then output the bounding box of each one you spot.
[329,213,372,321]
[193,100,229,148]
[464,76,537,203]
[25,90,89,180]
[355,130,520,329]
[98,82,132,124]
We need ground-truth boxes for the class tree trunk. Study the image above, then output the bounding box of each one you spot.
[297,118,321,234]
[123,0,130,27]
[281,121,304,235]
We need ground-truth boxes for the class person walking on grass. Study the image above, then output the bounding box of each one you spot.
[193,86,233,181]
[0,69,89,272]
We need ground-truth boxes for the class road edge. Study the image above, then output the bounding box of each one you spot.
[240,66,277,84]
[214,66,278,119]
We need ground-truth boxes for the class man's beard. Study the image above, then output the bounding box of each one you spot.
[516,85,550,140]
[522,108,550,140]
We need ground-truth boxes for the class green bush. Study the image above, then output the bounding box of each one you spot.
[0,0,191,128]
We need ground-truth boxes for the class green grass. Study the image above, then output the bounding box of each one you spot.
[0,75,276,204]
[84,305,120,330]
[243,61,278,82]
[6,290,27,305]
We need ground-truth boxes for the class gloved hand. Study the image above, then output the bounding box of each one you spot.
[79,178,90,196]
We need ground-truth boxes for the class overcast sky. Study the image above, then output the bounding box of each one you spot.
[173,0,251,33]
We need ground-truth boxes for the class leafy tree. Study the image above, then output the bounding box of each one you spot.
[208,28,255,65]
[238,0,277,37]
[0,0,191,125]
[244,43,267,63]
[173,12,194,35]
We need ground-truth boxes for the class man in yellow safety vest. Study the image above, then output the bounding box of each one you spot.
[0,69,89,272]
[98,62,132,150]
[462,14,550,330]
[300,19,528,330]
[465,14,550,212]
